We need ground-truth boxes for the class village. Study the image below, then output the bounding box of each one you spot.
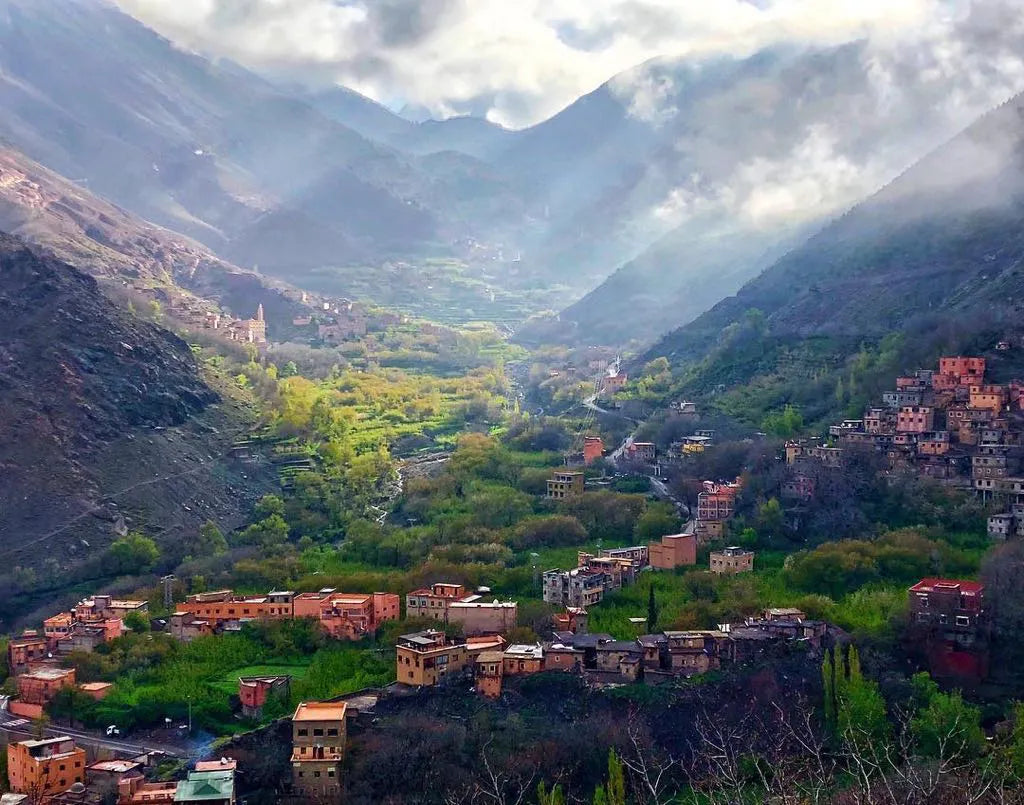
[0,548,990,804]
[775,355,1024,537]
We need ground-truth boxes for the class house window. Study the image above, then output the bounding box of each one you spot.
[327,728,338,736]
[916,613,929,623]
[956,615,970,627]
[313,728,324,737]
[298,728,308,736]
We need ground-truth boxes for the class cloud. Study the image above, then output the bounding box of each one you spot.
[112,0,937,128]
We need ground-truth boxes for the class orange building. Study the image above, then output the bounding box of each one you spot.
[395,630,470,686]
[937,357,986,385]
[649,533,697,570]
[552,607,588,634]
[16,667,76,706]
[291,701,346,800]
[583,436,604,466]
[79,681,113,700]
[179,590,295,626]
[918,431,951,456]
[446,600,518,636]
[474,651,504,699]
[43,613,73,646]
[72,595,148,625]
[970,385,1008,413]
[502,645,544,676]
[697,481,741,521]
[405,582,469,621]
[7,632,48,675]
[239,675,291,718]
[318,592,400,639]
[7,737,85,798]
[896,406,934,434]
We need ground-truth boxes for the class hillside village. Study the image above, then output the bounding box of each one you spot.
[779,355,1024,538]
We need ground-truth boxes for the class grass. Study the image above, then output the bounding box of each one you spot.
[210,663,311,696]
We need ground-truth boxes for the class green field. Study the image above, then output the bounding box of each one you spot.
[210,663,311,696]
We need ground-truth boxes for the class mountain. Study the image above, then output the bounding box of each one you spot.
[0,0,523,279]
[512,40,1021,344]
[641,92,1024,423]
[0,145,309,328]
[0,234,271,574]
[302,87,515,160]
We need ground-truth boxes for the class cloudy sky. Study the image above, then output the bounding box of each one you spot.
[113,0,958,128]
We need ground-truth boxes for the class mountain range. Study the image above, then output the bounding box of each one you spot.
[6,0,1016,343]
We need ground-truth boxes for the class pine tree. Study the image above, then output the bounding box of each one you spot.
[647,584,659,633]
[607,750,626,805]
[822,648,836,731]
[592,786,608,805]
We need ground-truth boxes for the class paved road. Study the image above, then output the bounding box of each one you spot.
[0,695,185,757]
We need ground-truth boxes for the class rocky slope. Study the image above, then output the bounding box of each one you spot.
[0,234,271,569]
[0,145,310,328]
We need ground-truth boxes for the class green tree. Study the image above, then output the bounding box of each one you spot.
[537,782,565,805]
[633,504,681,542]
[107,532,160,574]
[762,405,804,438]
[911,687,984,762]
[191,520,228,557]
[254,494,286,519]
[123,611,149,633]
[281,361,299,378]
[592,787,607,805]
[647,584,659,633]
[607,749,626,805]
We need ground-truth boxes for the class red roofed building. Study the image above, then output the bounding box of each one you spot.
[908,578,988,681]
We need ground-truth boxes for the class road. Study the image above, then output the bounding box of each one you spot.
[0,695,185,757]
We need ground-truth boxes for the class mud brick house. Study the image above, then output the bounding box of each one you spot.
[546,470,584,499]
[7,737,85,800]
[7,633,48,675]
[291,702,346,801]
[474,651,504,698]
[908,578,988,680]
[239,675,291,719]
[649,533,697,569]
[709,547,755,574]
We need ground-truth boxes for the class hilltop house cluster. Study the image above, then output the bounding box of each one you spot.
[541,537,753,611]
[783,356,1024,536]
[5,738,239,805]
[168,296,268,344]
[397,606,829,697]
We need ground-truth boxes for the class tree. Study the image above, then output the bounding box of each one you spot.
[31,713,50,740]
[536,782,565,805]
[107,532,160,574]
[647,585,659,633]
[762,405,804,438]
[188,520,227,558]
[123,611,149,633]
[911,686,984,762]
[606,750,626,805]
[633,504,681,542]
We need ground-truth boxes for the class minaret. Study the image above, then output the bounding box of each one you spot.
[256,303,265,322]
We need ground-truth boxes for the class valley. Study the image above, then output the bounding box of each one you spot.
[4,2,1024,804]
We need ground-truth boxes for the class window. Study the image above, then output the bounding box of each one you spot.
[328,769,336,777]
[327,728,338,737]
[916,613,929,623]
[956,615,971,627]
[314,771,321,778]
[298,728,308,737]
[313,728,324,737]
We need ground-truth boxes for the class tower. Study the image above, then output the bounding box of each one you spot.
[255,303,264,322]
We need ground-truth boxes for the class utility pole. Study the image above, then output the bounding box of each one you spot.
[161,575,176,611]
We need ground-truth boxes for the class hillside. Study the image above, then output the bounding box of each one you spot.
[0,145,309,330]
[642,92,1024,424]
[522,41,1022,346]
[0,234,271,571]
[0,0,520,275]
